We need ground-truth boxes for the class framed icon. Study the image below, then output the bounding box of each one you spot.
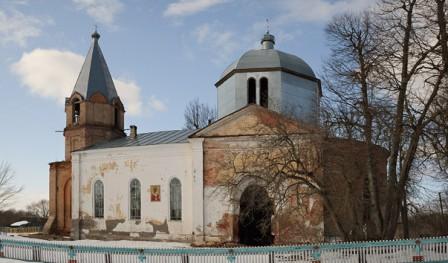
[150,185,161,202]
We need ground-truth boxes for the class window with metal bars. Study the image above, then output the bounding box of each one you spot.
[130,179,141,220]
[170,178,182,220]
[94,180,104,218]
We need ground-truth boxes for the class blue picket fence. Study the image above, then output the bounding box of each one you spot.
[0,236,447,263]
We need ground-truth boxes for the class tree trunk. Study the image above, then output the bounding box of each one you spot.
[383,0,417,239]
[401,190,409,238]
[321,194,349,241]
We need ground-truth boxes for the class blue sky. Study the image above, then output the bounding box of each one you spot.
[0,0,374,209]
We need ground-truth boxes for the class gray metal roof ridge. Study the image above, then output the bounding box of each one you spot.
[84,129,197,151]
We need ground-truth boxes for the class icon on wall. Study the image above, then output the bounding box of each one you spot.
[150,185,161,202]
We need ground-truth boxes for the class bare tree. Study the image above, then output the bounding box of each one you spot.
[323,0,448,239]
[184,98,217,129]
[322,11,389,239]
[0,162,23,210]
[423,0,448,176]
[26,199,49,219]
[377,0,447,238]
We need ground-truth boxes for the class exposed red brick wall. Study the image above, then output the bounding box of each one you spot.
[49,161,72,234]
[322,138,388,240]
[203,136,324,243]
[199,106,388,243]
[64,97,125,160]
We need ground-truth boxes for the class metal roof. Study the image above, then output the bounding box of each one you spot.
[217,33,315,84]
[86,129,197,150]
[219,49,316,80]
[72,31,118,102]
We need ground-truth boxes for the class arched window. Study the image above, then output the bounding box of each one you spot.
[170,178,182,220]
[260,77,268,108]
[130,179,141,220]
[72,100,81,125]
[94,180,104,218]
[247,78,256,104]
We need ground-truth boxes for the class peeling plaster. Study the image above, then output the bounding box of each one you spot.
[81,177,94,194]
[147,219,169,234]
[99,161,118,176]
[113,220,153,233]
[216,213,236,238]
[124,160,138,172]
[309,197,315,211]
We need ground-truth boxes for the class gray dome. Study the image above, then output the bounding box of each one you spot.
[219,48,316,81]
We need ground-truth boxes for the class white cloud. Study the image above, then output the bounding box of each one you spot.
[274,0,375,24]
[193,23,239,64]
[164,0,227,17]
[115,79,143,115]
[0,10,44,46]
[72,0,123,25]
[195,23,210,43]
[11,48,145,116]
[5,0,30,5]
[11,49,83,100]
[148,96,167,112]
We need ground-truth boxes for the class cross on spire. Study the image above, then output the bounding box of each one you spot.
[261,19,275,49]
[266,18,270,34]
[91,25,100,39]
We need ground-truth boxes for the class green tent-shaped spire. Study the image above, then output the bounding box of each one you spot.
[72,30,118,102]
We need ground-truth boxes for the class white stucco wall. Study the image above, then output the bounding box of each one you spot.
[72,141,204,241]
[203,186,233,240]
[217,71,319,123]
[280,72,319,123]
[217,75,236,118]
[218,72,282,118]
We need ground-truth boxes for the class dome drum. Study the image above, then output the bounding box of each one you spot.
[216,33,322,123]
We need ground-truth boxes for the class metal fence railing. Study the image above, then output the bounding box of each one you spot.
[0,236,447,263]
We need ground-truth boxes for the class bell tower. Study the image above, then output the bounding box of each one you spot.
[64,30,125,160]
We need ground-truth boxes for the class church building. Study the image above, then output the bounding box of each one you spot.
[44,30,388,244]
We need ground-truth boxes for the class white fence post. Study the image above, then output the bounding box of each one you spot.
[413,239,424,262]
[227,249,236,263]
[67,245,76,263]
[312,245,321,263]
[0,239,3,258]
[138,249,146,263]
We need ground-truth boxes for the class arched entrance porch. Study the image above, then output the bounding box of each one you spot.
[238,185,274,245]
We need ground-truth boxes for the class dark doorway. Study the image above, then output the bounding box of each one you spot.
[238,185,274,246]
